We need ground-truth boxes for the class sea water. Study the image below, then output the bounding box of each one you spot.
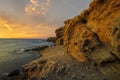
[0,39,53,74]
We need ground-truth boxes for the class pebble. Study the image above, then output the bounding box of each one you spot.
[72,75,76,79]
[81,74,85,77]
[91,73,95,76]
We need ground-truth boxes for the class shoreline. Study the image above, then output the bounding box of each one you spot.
[0,43,54,79]
[0,38,55,74]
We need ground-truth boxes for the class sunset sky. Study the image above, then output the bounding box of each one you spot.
[0,0,91,38]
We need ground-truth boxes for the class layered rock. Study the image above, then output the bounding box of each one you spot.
[56,0,120,64]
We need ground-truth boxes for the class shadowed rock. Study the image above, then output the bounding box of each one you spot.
[8,69,20,77]
[55,27,64,45]
[46,37,56,43]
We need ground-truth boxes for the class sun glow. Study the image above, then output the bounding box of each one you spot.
[0,18,55,38]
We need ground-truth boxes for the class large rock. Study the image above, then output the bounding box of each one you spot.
[55,0,120,64]
[64,23,102,62]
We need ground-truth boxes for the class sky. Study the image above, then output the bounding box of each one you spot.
[0,0,91,38]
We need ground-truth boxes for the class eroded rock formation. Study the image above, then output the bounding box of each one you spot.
[56,0,120,64]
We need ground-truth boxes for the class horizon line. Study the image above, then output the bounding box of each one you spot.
[0,38,47,39]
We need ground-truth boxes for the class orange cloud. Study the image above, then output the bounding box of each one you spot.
[0,18,56,38]
[0,18,13,31]
[25,0,51,16]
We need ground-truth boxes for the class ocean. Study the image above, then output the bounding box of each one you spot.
[0,39,53,74]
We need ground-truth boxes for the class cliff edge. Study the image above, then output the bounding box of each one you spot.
[58,0,120,63]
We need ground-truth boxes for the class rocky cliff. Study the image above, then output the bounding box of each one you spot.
[56,0,120,64]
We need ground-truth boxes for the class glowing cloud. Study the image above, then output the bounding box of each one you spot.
[25,0,51,16]
[0,18,13,31]
[0,18,56,38]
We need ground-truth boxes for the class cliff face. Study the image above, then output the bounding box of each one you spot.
[56,0,120,64]
[83,0,120,44]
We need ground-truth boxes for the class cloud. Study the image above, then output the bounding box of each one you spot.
[0,18,56,38]
[0,18,13,31]
[25,0,51,16]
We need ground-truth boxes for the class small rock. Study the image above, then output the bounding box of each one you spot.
[86,66,89,70]
[30,77,38,80]
[91,73,95,77]
[8,69,20,77]
[81,74,85,77]
[72,75,76,79]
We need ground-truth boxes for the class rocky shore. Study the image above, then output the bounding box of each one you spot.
[1,0,120,80]
[0,45,50,80]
